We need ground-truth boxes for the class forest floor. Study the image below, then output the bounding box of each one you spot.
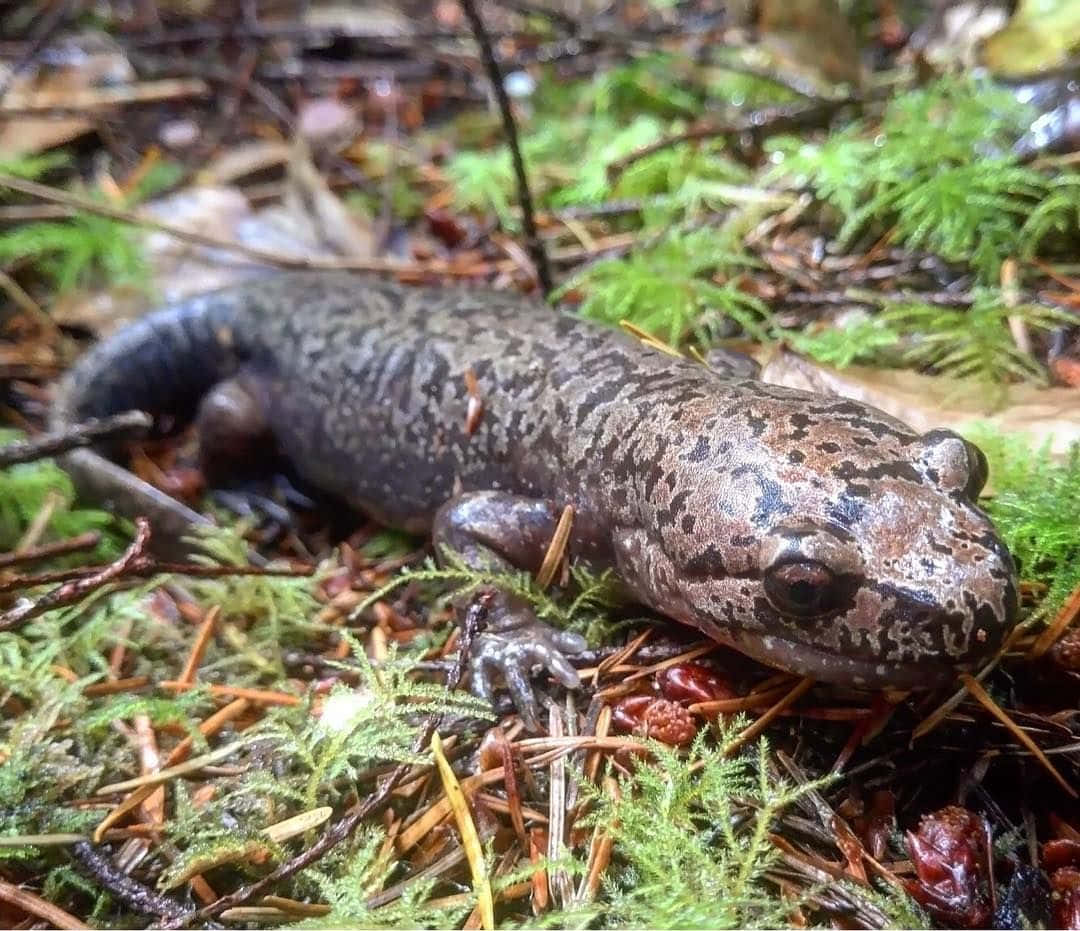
[3,1,1080,928]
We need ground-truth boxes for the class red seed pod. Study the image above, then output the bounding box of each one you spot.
[612,695,697,747]
[640,698,698,746]
[862,790,897,862]
[425,207,469,248]
[1052,867,1080,930]
[611,695,654,733]
[657,662,737,704]
[1044,838,1080,872]
[1049,629,1080,672]
[903,806,992,929]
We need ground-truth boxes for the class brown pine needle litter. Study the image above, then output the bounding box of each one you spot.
[960,674,1077,798]
[0,879,90,930]
[726,676,817,755]
[432,732,495,931]
[536,504,574,590]
[177,604,220,685]
[1029,582,1080,659]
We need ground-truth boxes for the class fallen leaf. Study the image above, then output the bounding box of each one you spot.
[981,0,1080,76]
[761,347,1080,455]
[0,31,134,157]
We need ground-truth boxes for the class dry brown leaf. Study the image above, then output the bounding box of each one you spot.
[0,31,135,157]
[761,348,1080,455]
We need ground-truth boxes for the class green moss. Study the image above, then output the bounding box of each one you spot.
[0,149,181,294]
[0,432,127,558]
[969,432,1080,621]
[785,289,1072,390]
[768,76,1079,282]
[554,228,768,344]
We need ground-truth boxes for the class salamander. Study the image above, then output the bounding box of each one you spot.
[52,271,1019,727]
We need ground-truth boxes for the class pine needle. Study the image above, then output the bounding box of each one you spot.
[431,732,494,931]
[960,673,1077,798]
[726,677,815,755]
[536,505,574,590]
[1029,583,1080,659]
[262,807,333,843]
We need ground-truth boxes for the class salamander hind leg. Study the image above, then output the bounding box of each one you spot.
[434,491,587,731]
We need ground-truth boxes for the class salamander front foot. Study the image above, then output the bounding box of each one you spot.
[465,594,586,731]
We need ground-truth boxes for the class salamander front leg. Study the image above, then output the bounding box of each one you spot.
[433,491,587,730]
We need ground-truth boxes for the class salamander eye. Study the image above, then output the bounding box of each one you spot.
[764,561,837,617]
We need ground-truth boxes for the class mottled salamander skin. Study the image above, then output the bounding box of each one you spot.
[54,271,1018,700]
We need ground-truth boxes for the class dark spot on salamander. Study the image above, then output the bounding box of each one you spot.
[817,441,841,454]
[683,435,710,463]
[682,514,696,533]
[669,489,691,515]
[828,495,866,529]
[832,460,922,484]
[787,449,805,464]
[745,413,766,437]
[683,544,729,578]
[733,464,791,527]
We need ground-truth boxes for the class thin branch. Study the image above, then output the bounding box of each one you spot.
[0,173,458,277]
[607,99,854,181]
[71,841,191,924]
[0,877,90,930]
[0,410,152,468]
[459,0,553,296]
[0,530,101,568]
[0,78,210,114]
[702,58,842,102]
[161,590,495,928]
[0,518,151,631]
[0,556,313,596]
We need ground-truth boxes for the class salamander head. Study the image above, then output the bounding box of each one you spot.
[620,397,1019,689]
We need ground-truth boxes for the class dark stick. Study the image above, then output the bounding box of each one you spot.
[0,411,152,468]
[0,531,101,568]
[159,591,495,929]
[458,0,553,296]
[71,841,192,924]
[0,556,313,597]
[0,519,150,631]
[606,100,853,181]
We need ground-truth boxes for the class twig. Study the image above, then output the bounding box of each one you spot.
[0,518,150,631]
[960,674,1078,799]
[0,411,152,468]
[160,590,495,928]
[0,78,210,114]
[0,556,313,595]
[607,100,853,181]
[0,877,90,930]
[702,58,840,102]
[0,173,456,277]
[781,289,973,308]
[459,0,553,295]
[71,842,190,924]
[0,530,100,568]
[495,0,581,34]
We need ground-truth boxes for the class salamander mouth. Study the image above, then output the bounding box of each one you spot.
[714,629,972,690]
